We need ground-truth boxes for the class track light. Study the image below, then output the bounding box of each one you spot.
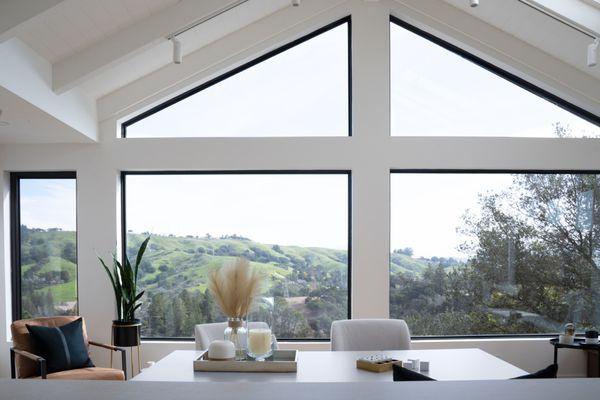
[0,109,9,127]
[588,38,599,68]
[292,0,301,6]
[172,37,182,65]
[470,0,479,7]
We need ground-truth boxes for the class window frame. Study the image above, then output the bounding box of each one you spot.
[120,16,353,138]
[120,170,352,342]
[10,171,78,321]
[391,168,600,340]
[390,16,600,131]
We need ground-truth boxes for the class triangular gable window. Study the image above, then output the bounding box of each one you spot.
[123,18,350,138]
[391,18,600,137]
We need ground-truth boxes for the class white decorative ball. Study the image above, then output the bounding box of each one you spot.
[208,340,236,360]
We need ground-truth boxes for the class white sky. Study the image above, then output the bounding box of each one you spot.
[125,174,349,250]
[20,179,76,231]
[390,173,513,258]
[18,22,600,258]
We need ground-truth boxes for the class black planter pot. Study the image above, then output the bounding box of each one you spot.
[112,319,141,347]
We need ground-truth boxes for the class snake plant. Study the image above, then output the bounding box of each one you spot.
[98,237,150,322]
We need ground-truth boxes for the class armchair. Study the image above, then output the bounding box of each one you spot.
[10,316,127,380]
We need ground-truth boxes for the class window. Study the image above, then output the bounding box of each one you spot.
[122,172,350,339]
[390,171,600,336]
[11,172,77,320]
[390,18,600,137]
[123,18,351,138]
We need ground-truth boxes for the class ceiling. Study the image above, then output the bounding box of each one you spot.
[15,0,180,63]
[0,0,599,144]
[443,0,600,81]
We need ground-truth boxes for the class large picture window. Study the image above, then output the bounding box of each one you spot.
[122,18,351,138]
[122,172,350,340]
[390,171,600,336]
[11,172,78,320]
[390,18,600,137]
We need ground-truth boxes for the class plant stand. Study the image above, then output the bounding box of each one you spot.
[111,321,142,377]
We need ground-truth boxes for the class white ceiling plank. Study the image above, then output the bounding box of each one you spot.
[0,38,98,142]
[0,0,65,42]
[52,0,252,94]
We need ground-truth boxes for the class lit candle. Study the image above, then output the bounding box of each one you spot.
[248,328,272,356]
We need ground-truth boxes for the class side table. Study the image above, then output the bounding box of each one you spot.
[550,338,600,377]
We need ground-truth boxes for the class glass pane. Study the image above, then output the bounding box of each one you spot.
[390,22,600,137]
[19,178,77,318]
[390,172,600,335]
[125,174,348,339]
[125,22,349,138]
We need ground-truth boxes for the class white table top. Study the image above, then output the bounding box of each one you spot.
[132,349,527,382]
[3,379,599,400]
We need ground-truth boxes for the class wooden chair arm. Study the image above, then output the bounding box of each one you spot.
[10,348,47,379]
[89,340,123,352]
[88,340,127,380]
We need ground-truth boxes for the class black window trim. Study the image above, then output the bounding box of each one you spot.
[121,16,353,138]
[390,16,600,128]
[10,171,78,322]
[391,168,600,340]
[121,170,352,342]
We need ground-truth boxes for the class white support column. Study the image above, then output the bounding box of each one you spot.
[76,162,120,367]
[350,0,391,319]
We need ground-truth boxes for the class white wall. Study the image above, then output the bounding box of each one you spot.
[1,0,599,379]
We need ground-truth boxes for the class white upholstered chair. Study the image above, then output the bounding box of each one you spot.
[330,319,411,351]
[194,321,276,350]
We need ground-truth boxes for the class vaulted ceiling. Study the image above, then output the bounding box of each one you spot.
[0,0,599,143]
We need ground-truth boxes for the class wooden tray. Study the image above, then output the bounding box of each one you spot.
[193,350,297,373]
[356,358,399,373]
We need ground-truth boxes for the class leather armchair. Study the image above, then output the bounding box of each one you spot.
[10,316,127,380]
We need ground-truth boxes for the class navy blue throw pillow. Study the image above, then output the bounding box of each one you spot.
[512,364,558,379]
[26,318,94,374]
[393,364,436,381]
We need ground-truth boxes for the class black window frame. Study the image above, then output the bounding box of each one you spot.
[10,171,78,321]
[390,16,600,129]
[391,168,600,340]
[121,16,353,138]
[121,170,352,341]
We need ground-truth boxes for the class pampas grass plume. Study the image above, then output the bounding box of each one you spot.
[208,257,262,318]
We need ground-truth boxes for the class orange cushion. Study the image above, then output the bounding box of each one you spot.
[29,367,125,381]
[11,316,89,378]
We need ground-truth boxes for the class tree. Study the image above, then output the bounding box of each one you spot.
[61,242,76,264]
[147,293,167,336]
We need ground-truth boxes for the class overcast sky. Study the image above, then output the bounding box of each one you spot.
[19,22,600,258]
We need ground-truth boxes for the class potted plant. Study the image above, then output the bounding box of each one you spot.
[98,236,150,347]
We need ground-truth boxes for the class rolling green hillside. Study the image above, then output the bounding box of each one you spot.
[127,233,348,296]
[21,227,463,338]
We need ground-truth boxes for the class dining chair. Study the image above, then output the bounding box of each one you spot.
[10,316,127,380]
[330,319,411,351]
[194,321,277,350]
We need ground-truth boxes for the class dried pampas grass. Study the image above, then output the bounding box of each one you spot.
[208,257,262,318]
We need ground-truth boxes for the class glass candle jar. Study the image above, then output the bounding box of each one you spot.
[247,328,274,361]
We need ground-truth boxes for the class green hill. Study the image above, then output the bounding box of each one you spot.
[126,233,348,295]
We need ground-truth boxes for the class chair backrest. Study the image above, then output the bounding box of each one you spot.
[11,316,89,378]
[194,321,273,350]
[330,319,411,351]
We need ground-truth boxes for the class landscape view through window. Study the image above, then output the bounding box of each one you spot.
[124,173,349,339]
[391,172,600,336]
[17,178,77,319]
